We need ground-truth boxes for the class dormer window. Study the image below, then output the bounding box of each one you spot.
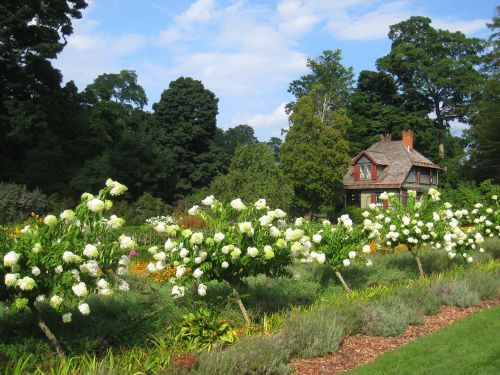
[357,156,373,180]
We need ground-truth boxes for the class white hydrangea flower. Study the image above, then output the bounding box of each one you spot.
[247,247,259,257]
[269,226,280,237]
[201,195,215,206]
[259,215,273,227]
[239,222,254,236]
[87,198,105,213]
[295,217,304,227]
[366,259,373,267]
[197,283,207,296]
[312,234,322,244]
[83,244,98,258]
[379,192,389,200]
[230,198,246,211]
[254,199,267,210]
[428,188,441,201]
[50,295,63,309]
[362,245,371,254]
[189,232,204,245]
[119,235,136,249]
[230,247,242,258]
[62,313,72,323]
[118,280,129,292]
[171,285,185,298]
[5,273,19,287]
[348,251,357,259]
[36,295,45,303]
[221,261,229,268]
[342,259,351,267]
[60,210,75,222]
[43,214,58,226]
[55,265,64,274]
[4,251,20,267]
[63,251,81,264]
[180,248,189,258]
[105,215,125,229]
[32,266,41,276]
[72,282,88,298]
[407,190,416,198]
[193,268,204,278]
[176,266,186,278]
[188,205,199,215]
[105,178,127,196]
[78,303,91,315]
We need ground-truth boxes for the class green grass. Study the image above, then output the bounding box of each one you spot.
[346,306,500,375]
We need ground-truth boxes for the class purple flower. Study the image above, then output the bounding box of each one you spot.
[128,249,138,259]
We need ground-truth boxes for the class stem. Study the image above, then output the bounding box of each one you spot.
[335,270,352,293]
[413,253,426,278]
[36,311,65,358]
[230,285,251,326]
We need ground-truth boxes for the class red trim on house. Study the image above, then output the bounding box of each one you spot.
[371,164,377,180]
[351,150,376,166]
[383,199,388,209]
[353,164,360,181]
[370,194,377,204]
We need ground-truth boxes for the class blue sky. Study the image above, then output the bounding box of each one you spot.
[53,0,497,140]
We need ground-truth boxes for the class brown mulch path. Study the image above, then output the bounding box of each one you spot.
[292,297,500,375]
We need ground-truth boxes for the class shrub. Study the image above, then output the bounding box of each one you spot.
[461,271,500,299]
[392,286,440,316]
[0,182,48,224]
[430,279,481,308]
[362,300,411,336]
[280,305,348,358]
[189,336,292,375]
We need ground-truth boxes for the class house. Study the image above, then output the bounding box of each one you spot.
[343,130,442,208]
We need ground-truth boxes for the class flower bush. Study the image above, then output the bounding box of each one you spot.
[0,179,133,357]
[146,196,317,324]
[302,215,371,292]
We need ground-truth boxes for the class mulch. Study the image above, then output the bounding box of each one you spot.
[291,297,500,375]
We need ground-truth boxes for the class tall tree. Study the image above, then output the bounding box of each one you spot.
[0,0,88,182]
[377,16,484,159]
[287,49,354,117]
[348,70,439,159]
[207,143,294,210]
[281,96,350,218]
[152,77,219,201]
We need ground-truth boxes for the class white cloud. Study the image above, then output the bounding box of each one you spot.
[433,18,488,34]
[232,103,289,130]
[449,119,469,136]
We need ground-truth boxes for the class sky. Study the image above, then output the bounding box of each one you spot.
[53,0,498,140]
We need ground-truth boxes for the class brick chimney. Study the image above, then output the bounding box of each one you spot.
[380,134,392,142]
[402,129,413,150]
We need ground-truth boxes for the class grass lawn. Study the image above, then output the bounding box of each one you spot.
[346,306,500,375]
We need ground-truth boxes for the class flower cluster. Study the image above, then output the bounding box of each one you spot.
[0,180,131,322]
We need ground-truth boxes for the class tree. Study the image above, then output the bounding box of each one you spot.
[377,16,484,159]
[348,70,439,159]
[212,125,258,172]
[281,96,350,218]
[287,49,354,117]
[207,143,294,210]
[482,6,500,76]
[0,0,88,181]
[266,137,283,163]
[152,77,219,200]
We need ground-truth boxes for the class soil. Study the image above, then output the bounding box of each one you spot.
[291,297,500,375]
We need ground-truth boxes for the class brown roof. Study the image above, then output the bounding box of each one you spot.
[344,140,441,189]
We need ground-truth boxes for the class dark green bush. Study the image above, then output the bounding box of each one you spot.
[0,182,48,224]
[362,300,411,337]
[392,286,441,316]
[430,279,481,308]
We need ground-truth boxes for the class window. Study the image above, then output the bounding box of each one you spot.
[359,163,371,179]
[406,168,416,183]
[420,168,430,184]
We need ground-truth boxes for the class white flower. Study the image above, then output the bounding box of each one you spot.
[171,285,185,298]
[35,295,45,303]
[118,280,129,292]
[312,234,322,244]
[342,259,351,267]
[55,265,64,274]
[190,232,204,245]
[407,190,416,198]
[105,179,127,196]
[491,195,497,200]
[230,198,246,211]
[147,263,156,272]
[180,248,189,258]
[269,226,280,237]
[63,251,81,264]
[402,216,410,226]
[148,246,159,255]
[467,256,473,263]
[78,303,91,315]
[362,245,371,254]
[221,261,229,268]
[263,245,275,259]
[5,273,19,287]
[247,247,259,257]
[361,211,370,218]
[72,282,88,298]
[60,210,75,222]
[87,198,105,213]
[379,192,389,200]
[105,215,125,229]
[44,214,58,226]
[428,188,441,201]
[154,251,166,261]
[4,251,20,267]
[448,252,456,259]
[239,222,254,236]
[32,266,41,276]
[202,195,215,206]
[295,217,304,227]
[119,235,136,249]
[259,215,273,226]
[83,244,98,258]
[50,295,63,309]
[32,243,42,253]
[62,313,72,323]
[97,278,109,289]
[348,251,357,259]
[214,232,225,242]
[272,209,287,218]
[197,283,207,296]
[254,199,267,210]
[313,252,326,264]
[81,192,94,201]
[188,205,199,215]
[193,268,204,279]
[230,247,242,258]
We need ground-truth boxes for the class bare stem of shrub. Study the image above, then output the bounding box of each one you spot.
[36,311,65,358]
[335,271,352,293]
[230,285,251,326]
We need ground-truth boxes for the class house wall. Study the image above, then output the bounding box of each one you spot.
[359,189,400,208]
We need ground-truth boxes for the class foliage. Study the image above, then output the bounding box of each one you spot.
[170,308,236,351]
[152,77,220,200]
[281,96,350,215]
[429,279,481,307]
[377,16,484,158]
[0,183,48,224]
[207,143,294,211]
[362,300,412,337]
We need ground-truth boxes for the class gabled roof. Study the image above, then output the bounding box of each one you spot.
[344,140,441,189]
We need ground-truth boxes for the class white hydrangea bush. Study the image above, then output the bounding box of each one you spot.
[0,179,133,324]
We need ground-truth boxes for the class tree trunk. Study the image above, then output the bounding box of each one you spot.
[335,270,352,293]
[36,312,65,358]
[230,285,251,326]
[414,254,426,278]
[435,100,446,159]
[303,208,314,221]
